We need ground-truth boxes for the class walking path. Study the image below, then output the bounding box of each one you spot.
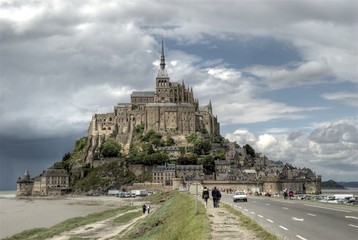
[204,200,258,240]
[46,208,153,240]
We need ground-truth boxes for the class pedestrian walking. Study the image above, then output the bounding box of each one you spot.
[211,186,221,208]
[147,204,151,214]
[142,204,147,214]
[202,186,210,208]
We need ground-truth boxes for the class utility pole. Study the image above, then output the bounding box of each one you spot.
[195,182,198,215]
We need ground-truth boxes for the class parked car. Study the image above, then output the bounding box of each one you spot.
[233,191,248,202]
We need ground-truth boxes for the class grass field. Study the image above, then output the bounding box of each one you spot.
[121,191,211,240]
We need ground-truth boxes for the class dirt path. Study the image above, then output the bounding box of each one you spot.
[46,208,153,240]
[204,200,258,240]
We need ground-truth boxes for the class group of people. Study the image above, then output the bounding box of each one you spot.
[142,204,151,214]
[283,188,294,200]
[202,186,222,208]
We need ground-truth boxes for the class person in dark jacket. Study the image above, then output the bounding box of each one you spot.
[211,186,221,208]
[202,186,210,208]
[142,204,147,214]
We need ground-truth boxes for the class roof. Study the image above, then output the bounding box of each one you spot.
[42,169,69,177]
[147,103,193,107]
[131,91,156,97]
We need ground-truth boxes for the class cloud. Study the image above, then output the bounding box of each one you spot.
[0,0,357,187]
[225,119,358,181]
[321,91,358,107]
[244,60,332,90]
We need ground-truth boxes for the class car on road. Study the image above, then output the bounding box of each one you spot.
[233,191,248,202]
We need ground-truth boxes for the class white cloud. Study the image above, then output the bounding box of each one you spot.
[244,60,332,90]
[225,119,358,181]
[321,91,358,107]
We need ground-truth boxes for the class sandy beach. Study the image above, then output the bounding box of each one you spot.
[0,192,126,239]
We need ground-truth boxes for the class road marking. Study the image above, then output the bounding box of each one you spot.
[258,215,263,218]
[250,212,255,215]
[345,216,358,220]
[304,204,351,213]
[292,217,304,221]
[307,213,316,217]
[244,209,249,211]
[279,225,288,230]
[283,207,289,210]
[265,203,270,206]
[349,224,358,229]
[296,235,307,240]
[253,201,257,203]
[266,219,274,223]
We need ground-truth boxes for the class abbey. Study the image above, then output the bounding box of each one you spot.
[86,41,220,162]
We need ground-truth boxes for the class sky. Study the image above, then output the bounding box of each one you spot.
[0,0,357,190]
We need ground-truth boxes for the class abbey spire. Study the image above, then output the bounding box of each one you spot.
[160,38,166,70]
[157,38,168,78]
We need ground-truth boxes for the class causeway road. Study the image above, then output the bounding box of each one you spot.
[221,194,358,240]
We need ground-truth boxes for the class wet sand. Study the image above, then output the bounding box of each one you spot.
[0,192,124,239]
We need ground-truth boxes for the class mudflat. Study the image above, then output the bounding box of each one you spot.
[0,193,123,239]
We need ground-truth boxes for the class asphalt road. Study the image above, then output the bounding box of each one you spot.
[221,194,358,240]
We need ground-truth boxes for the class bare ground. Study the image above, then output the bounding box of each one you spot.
[204,200,258,240]
[46,208,152,240]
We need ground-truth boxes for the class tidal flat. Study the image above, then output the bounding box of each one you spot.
[0,192,124,239]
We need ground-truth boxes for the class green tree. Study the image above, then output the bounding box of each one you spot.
[100,139,121,158]
[142,143,155,155]
[243,144,255,158]
[143,152,169,165]
[62,152,71,161]
[199,155,215,175]
[193,139,212,155]
[166,137,175,146]
[177,155,198,165]
[186,134,198,143]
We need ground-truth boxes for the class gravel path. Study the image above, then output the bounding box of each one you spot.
[46,208,151,240]
[204,200,258,240]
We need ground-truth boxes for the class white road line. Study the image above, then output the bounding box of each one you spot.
[279,225,288,230]
[253,201,257,203]
[283,207,289,210]
[349,224,358,229]
[244,209,249,211]
[265,203,270,206]
[307,213,316,217]
[345,216,358,220]
[304,204,351,213]
[266,219,274,223]
[292,217,304,221]
[250,212,255,215]
[258,215,263,218]
[296,235,307,240]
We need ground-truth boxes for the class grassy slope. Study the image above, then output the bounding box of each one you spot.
[121,191,211,240]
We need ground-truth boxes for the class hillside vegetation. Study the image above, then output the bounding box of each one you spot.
[50,126,226,192]
[321,180,345,189]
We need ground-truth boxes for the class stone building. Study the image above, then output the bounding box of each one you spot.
[16,169,34,197]
[152,164,176,186]
[152,163,204,186]
[16,168,70,197]
[32,168,70,196]
[85,40,220,163]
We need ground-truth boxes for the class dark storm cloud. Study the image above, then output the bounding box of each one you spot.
[0,134,81,190]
